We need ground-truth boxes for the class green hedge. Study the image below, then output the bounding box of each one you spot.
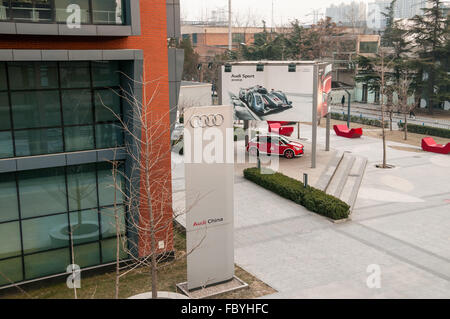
[398,122,450,138]
[331,112,388,128]
[243,168,350,220]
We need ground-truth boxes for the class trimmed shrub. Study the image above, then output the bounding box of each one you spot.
[243,168,350,220]
[331,112,388,128]
[398,122,450,139]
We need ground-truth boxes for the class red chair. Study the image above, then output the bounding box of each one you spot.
[421,137,450,154]
[268,123,294,137]
[333,124,363,138]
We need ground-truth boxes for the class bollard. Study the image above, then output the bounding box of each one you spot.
[303,173,308,188]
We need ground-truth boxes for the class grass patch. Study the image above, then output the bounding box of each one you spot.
[0,226,275,299]
[243,167,350,220]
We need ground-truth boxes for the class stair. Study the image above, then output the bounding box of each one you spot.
[321,152,368,213]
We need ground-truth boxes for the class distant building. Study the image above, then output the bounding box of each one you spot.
[395,0,430,19]
[181,24,288,60]
[325,1,367,27]
[367,0,391,30]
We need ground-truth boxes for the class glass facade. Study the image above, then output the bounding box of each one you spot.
[0,0,124,25]
[0,162,128,286]
[0,61,124,159]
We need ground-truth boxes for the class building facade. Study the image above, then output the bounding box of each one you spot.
[0,0,182,288]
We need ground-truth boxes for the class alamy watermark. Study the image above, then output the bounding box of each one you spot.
[366,264,381,289]
[172,127,281,173]
[66,4,81,29]
[66,264,81,289]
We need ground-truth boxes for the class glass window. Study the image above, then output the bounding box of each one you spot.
[8,62,58,90]
[64,125,94,152]
[10,0,52,22]
[18,167,67,218]
[14,128,63,156]
[22,214,69,254]
[0,173,19,223]
[59,61,90,89]
[0,222,22,259]
[360,41,379,54]
[69,209,99,245]
[24,248,70,280]
[97,162,124,206]
[92,61,120,87]
[67,165,98,212]
[55,0,90,24]
[0,63,7,90]
[94,89,121,122]
[0,131,13,159]
[101,237,127,263]
[73,242,101,268]
[62,89,93,125]
[0,92,11,130]
[92,0,123,25]
[0,258,23,287]
[11,91,61,129]
[95,123,123,149]
[100,206,125,239]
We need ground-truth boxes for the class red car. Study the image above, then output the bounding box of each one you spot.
[246,134,304,159]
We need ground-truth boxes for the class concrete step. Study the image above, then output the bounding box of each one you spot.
[326,152,355,198]
[340,156,367,210]
[315,151,344,191]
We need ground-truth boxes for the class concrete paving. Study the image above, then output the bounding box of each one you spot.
[171,124,450,298]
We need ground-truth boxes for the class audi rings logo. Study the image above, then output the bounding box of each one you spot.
[189,114,225,128]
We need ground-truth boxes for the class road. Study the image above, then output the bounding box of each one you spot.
[331,103,450,129]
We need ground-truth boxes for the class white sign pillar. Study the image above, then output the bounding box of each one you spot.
[184,105,235,291]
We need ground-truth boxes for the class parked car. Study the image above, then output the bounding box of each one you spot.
[246,134,304,159]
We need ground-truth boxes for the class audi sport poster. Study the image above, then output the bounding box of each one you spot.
[220,62,332,122]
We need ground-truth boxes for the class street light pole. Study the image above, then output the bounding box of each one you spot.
[344,88,351,128]
[228,0,232,52]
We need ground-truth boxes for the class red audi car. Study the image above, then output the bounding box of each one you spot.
[246,134,304,159]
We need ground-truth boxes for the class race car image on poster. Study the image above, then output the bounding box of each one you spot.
[229,86,293,120]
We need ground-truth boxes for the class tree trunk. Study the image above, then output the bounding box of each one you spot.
[389,110,393,131]
[113,162,120,299]
[381,52,387,168]
[404,114,408,141]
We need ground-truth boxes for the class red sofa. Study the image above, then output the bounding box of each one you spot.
[268,123,294,137]
[333,124,363,138]
[421,137,450,154]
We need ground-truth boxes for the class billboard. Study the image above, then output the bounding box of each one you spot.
[318,63,333,118]
[184,105,235,291]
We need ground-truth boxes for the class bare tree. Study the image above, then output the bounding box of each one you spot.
[393,74,414,140]
[99,73,206,299]
[376,48,396,168]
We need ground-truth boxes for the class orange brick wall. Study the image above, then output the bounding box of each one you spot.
[0,0,174,257]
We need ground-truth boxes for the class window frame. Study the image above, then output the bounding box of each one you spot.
[0,0,126,25]
[0,61,124,159]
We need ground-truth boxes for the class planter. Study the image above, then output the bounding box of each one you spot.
[49,221,109,246]
[128,291,189,299]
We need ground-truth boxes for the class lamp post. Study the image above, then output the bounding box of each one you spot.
[228,0,232,52]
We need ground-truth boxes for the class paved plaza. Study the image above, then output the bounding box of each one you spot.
[172,124,450,298]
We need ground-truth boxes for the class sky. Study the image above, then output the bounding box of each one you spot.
[180,0,371,26]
